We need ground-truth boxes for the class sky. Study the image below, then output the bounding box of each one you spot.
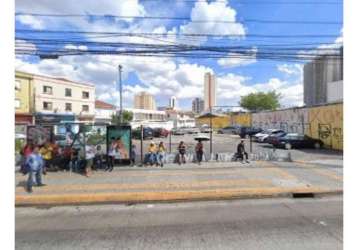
[15,0,343,111]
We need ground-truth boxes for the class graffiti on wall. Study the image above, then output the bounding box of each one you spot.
[308,103,343,150]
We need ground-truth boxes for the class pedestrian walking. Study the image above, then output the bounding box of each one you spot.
[178,141,186,165]
[25,146,46,193]
[236,140,250,163]
[195,140,204,165]
[157,141,166,167]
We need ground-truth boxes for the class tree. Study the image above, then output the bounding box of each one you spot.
[239,91,281,112]
[111,110,133,125]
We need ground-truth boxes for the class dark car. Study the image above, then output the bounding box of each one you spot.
[217,125,241,135]
[238,127,263,138]
[272,133,323,150]
[266,131,287,144]
[153,128,169,138]
[132,127,153,140]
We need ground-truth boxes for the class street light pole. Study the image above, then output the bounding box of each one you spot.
[118,65,123,125]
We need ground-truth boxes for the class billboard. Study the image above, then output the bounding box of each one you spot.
[107,125,131,163]
[27,126,53,146]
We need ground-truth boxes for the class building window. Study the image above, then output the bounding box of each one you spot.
[65,88,72,97]
[82,91,89,99]
[82,105,89,112]
[65,103,72,111]
[15,99,20,109]
[43,86,53,95]
[43,102,52,110]
[15,80,21,91]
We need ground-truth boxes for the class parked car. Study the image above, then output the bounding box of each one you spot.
[217,125,241,135]
[132,127,153,140]
[272,133,323,150]
[172,128,185,135]
[153,128,169,138]
[200,125,212,133]
[253,129,285,143]
[266,131,287,144]
[185,127,200,134]
[237,127,262,138]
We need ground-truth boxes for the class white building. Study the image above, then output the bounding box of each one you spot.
[126,108,173,130]
[31,74,95,124]
[95,100,117,124]
[166,110,196,128]
[204,72,217,111]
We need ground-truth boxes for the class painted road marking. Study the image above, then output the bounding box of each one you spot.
[294,161,343,182]
[255,161,297,180]
[16,179,274,194]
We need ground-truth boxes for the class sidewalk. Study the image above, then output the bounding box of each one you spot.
[15,161,343,206]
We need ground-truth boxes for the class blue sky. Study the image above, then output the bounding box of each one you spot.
[15,0,343,110]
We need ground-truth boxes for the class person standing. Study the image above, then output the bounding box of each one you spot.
[39,142,53,174]
[237,140,249,163]
[157,141,166,167]
[20,143,33,175]
[130,144,137,167]
[106,137,117,172]
[25,146,45,193]
[178,141,186,165]
[84,144,95,177]
[195,140,204,165]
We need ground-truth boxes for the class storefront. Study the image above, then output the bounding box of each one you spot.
[15,113,33,125]
[35,112,75,125]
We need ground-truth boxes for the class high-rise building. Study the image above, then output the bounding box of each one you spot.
[169,96,177,110]
[134,91,157,110]
[304,47,343,106]
[192,97,204,114]
[204,72,217,111]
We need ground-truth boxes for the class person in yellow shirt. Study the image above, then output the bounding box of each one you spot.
[39,142,53,174]
[146,142,157,166]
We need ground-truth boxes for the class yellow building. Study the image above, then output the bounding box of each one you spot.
[15,71,34,124]
[134,91,157,110]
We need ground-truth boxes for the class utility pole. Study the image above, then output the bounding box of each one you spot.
[118,65,123,125]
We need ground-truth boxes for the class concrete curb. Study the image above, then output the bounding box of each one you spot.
[15,187,343,207]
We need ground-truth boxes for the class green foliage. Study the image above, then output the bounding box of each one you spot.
[87,133,106,146]
[239,91,281,112]
[111,110,133,125]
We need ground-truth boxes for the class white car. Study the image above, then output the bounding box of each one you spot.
[253,129,285,143]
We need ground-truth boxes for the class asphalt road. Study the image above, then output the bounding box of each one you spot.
[16,196,342,250]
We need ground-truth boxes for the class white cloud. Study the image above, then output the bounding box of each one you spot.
[277,64,303,76]
[179,0,245,39]
[217,48,257,68]
[16,15,44,29]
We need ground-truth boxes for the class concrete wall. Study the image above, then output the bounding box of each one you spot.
[307,103,343,150]
[252,108,310,134]
[327,80,343,103]
[196,116,231,129]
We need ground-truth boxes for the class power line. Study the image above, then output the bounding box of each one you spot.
[15,29,340,38]
[15,13,342,25]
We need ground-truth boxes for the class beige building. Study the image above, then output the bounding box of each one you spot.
[31,73,95,123]
[204,72,217,111]
[134,91,157,110]
[15,71,34,125]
